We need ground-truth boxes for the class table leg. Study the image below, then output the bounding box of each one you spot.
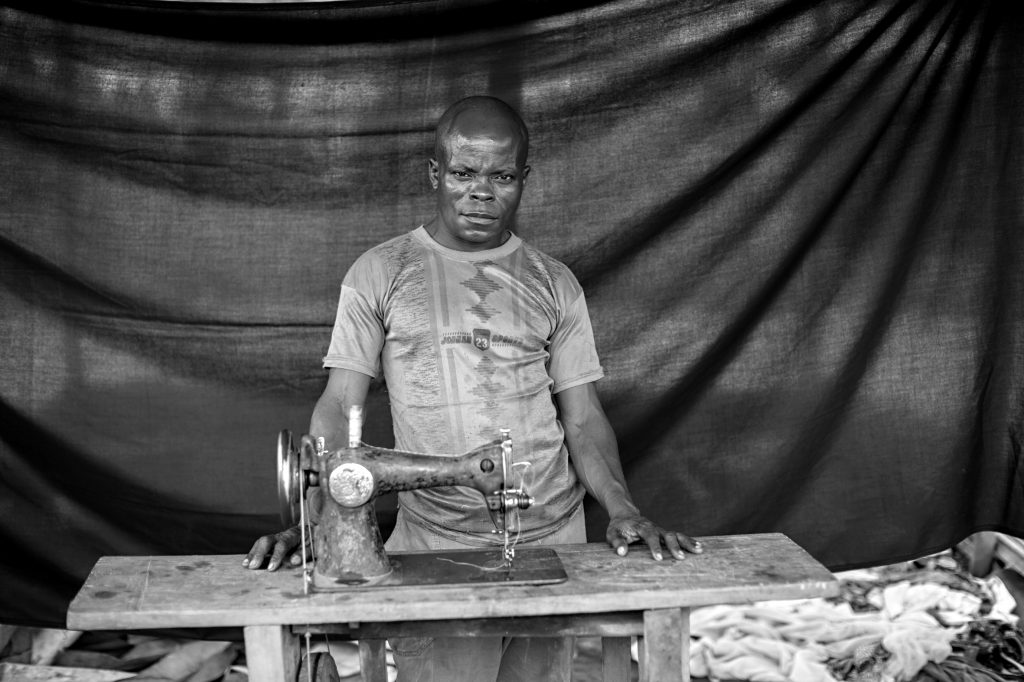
[358,639,389,682]
[244,625,299,682]
[601,636,632,681]
[640,607,690,682]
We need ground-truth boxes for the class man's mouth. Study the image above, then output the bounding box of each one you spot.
[462,212,498,224]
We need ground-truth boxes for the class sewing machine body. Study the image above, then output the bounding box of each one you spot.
[277,423,547,591]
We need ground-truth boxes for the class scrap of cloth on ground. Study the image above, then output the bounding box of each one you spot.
[681,554,1021,681]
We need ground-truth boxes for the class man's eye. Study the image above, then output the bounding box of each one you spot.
[495,175,514,182]
[452,170,471,178]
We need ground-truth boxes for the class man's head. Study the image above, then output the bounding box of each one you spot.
[426,96,531,252]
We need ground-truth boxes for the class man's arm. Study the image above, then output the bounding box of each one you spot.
[556,382,702,561]
[308,367,374,453]
[243,368,372,570]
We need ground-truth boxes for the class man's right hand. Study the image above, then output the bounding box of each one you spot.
[245,369,369,572]
[242,526,305,571]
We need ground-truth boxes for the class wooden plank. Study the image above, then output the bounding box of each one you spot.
[985,533,1024,575]
[961,532,1000,576]
[640,608,689,682]
[0,662,133,682]
[67,535,837,630]
[0,625,17,654]
[136,640,232,678]
[357,639,388,682]
[30,629,82,665]
[308,612,645,638]
[601,637,632,682]
[243,625,298,682]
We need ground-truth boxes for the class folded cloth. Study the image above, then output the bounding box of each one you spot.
[685,592,957,682]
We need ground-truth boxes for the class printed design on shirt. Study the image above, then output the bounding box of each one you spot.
[462,262,501,322]
[468,354,503,441]
[378,235,442,402]
[439,330,530,351]
[472,328,490,351]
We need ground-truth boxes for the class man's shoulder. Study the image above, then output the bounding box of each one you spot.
[516,237,580,289]
[363,228,420,256]
[343,229,423,288]
[351,229,421,267]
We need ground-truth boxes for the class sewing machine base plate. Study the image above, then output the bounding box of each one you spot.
[314,547,567,590]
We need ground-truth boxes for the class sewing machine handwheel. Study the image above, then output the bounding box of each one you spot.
[296,652,339,682]
[276,429,301,528]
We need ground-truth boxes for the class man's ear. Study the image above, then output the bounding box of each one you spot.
[522,165,531,185]
[428,158,439,189]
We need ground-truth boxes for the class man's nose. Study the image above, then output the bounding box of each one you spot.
[469,177,494,201]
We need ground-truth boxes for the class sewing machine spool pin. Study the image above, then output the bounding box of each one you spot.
[275,414,536,591]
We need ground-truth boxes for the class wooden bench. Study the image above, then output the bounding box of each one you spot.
[67,534,838,682]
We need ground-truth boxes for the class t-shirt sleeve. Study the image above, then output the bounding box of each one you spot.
[322,252,387,377]
[548,279,605,394]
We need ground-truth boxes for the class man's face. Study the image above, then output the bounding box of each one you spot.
[428,129,529,252]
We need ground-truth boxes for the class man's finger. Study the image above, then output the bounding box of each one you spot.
[607,530,630,557]
[242,538,270,569]
[267,542,291,572]
[663,532,686,560]
[612,537,629,557]
[678,533,703,554]
[640,528,664,561]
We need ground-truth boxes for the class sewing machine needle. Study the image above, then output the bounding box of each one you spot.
[503,530,514,572]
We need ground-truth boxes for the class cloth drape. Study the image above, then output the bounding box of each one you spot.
[1,0,1021,627]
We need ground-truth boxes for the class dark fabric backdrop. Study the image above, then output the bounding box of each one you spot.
[1,0,1022,627]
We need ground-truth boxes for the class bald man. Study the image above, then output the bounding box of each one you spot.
[246,96,700,682]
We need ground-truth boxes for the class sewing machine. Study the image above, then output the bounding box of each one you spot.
[275,407,567,591]
[68,403,839,682]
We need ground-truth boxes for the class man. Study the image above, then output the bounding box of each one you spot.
[245,96,701,681]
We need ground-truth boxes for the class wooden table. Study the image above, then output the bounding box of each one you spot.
[67,534,837,682]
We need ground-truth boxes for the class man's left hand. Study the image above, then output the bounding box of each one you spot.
[606,515,703,561]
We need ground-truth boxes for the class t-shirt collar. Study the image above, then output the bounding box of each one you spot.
[413,225,522,261]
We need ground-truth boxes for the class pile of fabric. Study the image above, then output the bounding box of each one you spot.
[678,552,1024,681]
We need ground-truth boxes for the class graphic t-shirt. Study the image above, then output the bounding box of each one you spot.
[323,226,604,542]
